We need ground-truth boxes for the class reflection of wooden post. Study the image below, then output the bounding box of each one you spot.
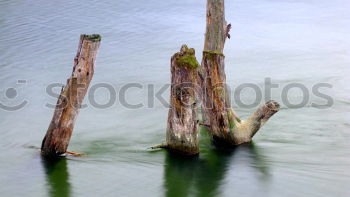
[152,45,200,155]
[201,0,279,146]
[41,34,101,157]
[41,157,71,196]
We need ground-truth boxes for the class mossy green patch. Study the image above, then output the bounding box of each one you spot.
[177,55,199,69]
[176,45,199,69]
[227,110,236,130]
[235,117,241,123]
[203,50,224,60]
[83,34,101,42]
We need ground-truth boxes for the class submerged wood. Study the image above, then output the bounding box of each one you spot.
[41,34,101,157]
[201,0,280,146]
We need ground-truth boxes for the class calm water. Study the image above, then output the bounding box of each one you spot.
[1,0,350,196]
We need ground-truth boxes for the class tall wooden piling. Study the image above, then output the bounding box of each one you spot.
[41,34,101,157]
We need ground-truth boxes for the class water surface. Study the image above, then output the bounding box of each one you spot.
[0,0,349,196]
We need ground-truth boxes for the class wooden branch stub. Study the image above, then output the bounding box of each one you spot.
[226,23,231,39]
[201,0,280,147]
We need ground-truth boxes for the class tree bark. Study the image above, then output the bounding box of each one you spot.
[201,0,280,146]
[152,45,200,155]
[41,34,101,157]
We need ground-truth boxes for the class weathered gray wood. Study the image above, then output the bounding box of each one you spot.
[152,45,200,155]
[204,0,230,52]
[41,34,101,157]
[201,0,280,146]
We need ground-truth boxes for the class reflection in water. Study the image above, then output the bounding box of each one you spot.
[163,128,270,197]
[41,157,71,197]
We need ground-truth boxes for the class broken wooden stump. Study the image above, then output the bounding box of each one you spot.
[201,0,280,147]
[41,34,101,157]
[152,45,200,155]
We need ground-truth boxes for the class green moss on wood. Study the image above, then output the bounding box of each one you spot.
[177,55,199,69]
[227,110,236,130]
[235,117,241,123]
[203,50,224,59]
[176,45,199,69]
[82,34,101,42]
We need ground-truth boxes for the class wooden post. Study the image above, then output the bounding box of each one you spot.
[41,34,101,157]
[152,45,200,155]
[201,0,280,146]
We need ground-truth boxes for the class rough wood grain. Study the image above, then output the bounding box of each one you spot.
[204,0,229,52]
[41,34,101,157]
[201,0,280,146]
[153,45,200,155]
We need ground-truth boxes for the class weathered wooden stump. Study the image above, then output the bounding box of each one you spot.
[152,45,200,155]
[41,34,101,157]
[201,0,280,146]
[152,0,280,153]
